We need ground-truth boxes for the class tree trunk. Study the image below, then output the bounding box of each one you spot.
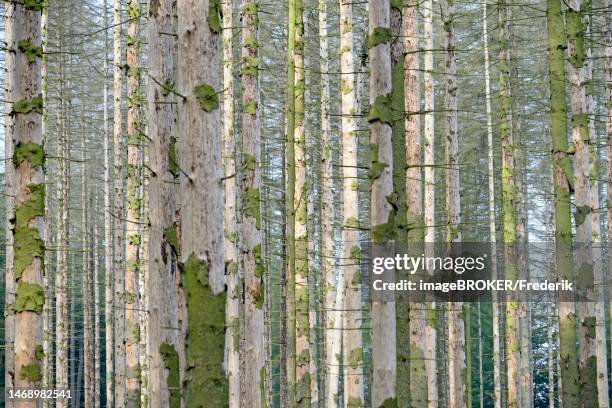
[482,1,501,405]
[124,0,143,405]
[147,0,181,406]
[240,0,265,405]
[442,0,466,406]
[565,1,599,406]
[339,1,364,406]
[55,13,70,406]
[286,0,297,403]
[82,109,94,408]
[102,0,115,404]
[320,1,341,405]
[369,1,396,405]
[9,0,45,406]
[176,0,227,405]
[498,1,520,405]
[4,1,16,403]
[547,0,580,404]
[221,1,241,406]
[113,0,126,403]
[422,1,438,404]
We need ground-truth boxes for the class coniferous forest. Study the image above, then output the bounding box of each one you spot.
[0,0,611,406]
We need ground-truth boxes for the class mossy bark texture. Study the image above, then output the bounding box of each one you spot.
[369,1,397,406]
[10,1,46,407]
[177,0,227,405]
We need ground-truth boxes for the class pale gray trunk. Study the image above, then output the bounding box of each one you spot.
[482,1,501,405]
[240,0,265,404]
[369,1,397,405]
[147,0,181,405]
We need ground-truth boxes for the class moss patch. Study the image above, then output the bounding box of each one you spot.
[160,343,181,408]
[19,363,42,382]
[18,39,43,63]
[368,27,392,48]
[164,226,179,255]
[180,254,227,407]
[208,0,222,33]
[194,84,219,112]
[244,187,261,229]
[368,93,394,125]
[14,142,44,168]
[15,183,44,229]
[14,95,43,115]
[15,282,44,313]
[14,227,44,280]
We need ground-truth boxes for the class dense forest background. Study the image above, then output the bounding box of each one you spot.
[0,0,611,407]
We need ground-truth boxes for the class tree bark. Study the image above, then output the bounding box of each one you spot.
[339,1,364,406]
[221,1,241,406]
[176,0,227,405]
[147,0,181,406]
[482,1,501,405]
[240,0,265,405]
[113,0,126,403]
[547,0,580,404]
[9,0,46,406]
[369,1,396,405]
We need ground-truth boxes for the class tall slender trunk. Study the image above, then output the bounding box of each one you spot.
[102,0,115,404]
[221,1,240,406]
[482,1,501,405]
[147,0,181,405]
[176,0,226,405]
[124,0,143,405]
[339,1,364,406]
[499,1,520,405]
[113,0,126,403]
[286,0,297,403]
[292,0,312,404]
[403,0,427,405]
[82,107,94,408]
[585,12,609,406]
[55,13,70,406]
[41,4,51,406]
[320,1,341,405]
[422,1,438,404]
[606,1,612,401]
[547,0,580,404]
[240,0,265,404]
[442,0,465,405]
[4,1,16,403]
[565,1,598,405]
[9,0,45,406]
[93,190,101,408]
[369,1,396,405]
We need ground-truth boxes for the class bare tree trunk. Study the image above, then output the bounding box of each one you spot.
[113,0,126,403]
[93,191,101,408]
[8,0,45,406]
[422,1,438,404]
[147,0,181,405]
[369,1,396,405]
[606,1,612,401]
[124,0,143,405]
[55,13,70,406]
[102,0,115,404]
[482,1,501,405]
[320,1,341,405]
[221,1,241,406]
[566,1,598,405]
[82,111,94,408]
[176,0,227,405]
[442,0,466,405]
[240,0,265,405]
[40,5,51,406]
